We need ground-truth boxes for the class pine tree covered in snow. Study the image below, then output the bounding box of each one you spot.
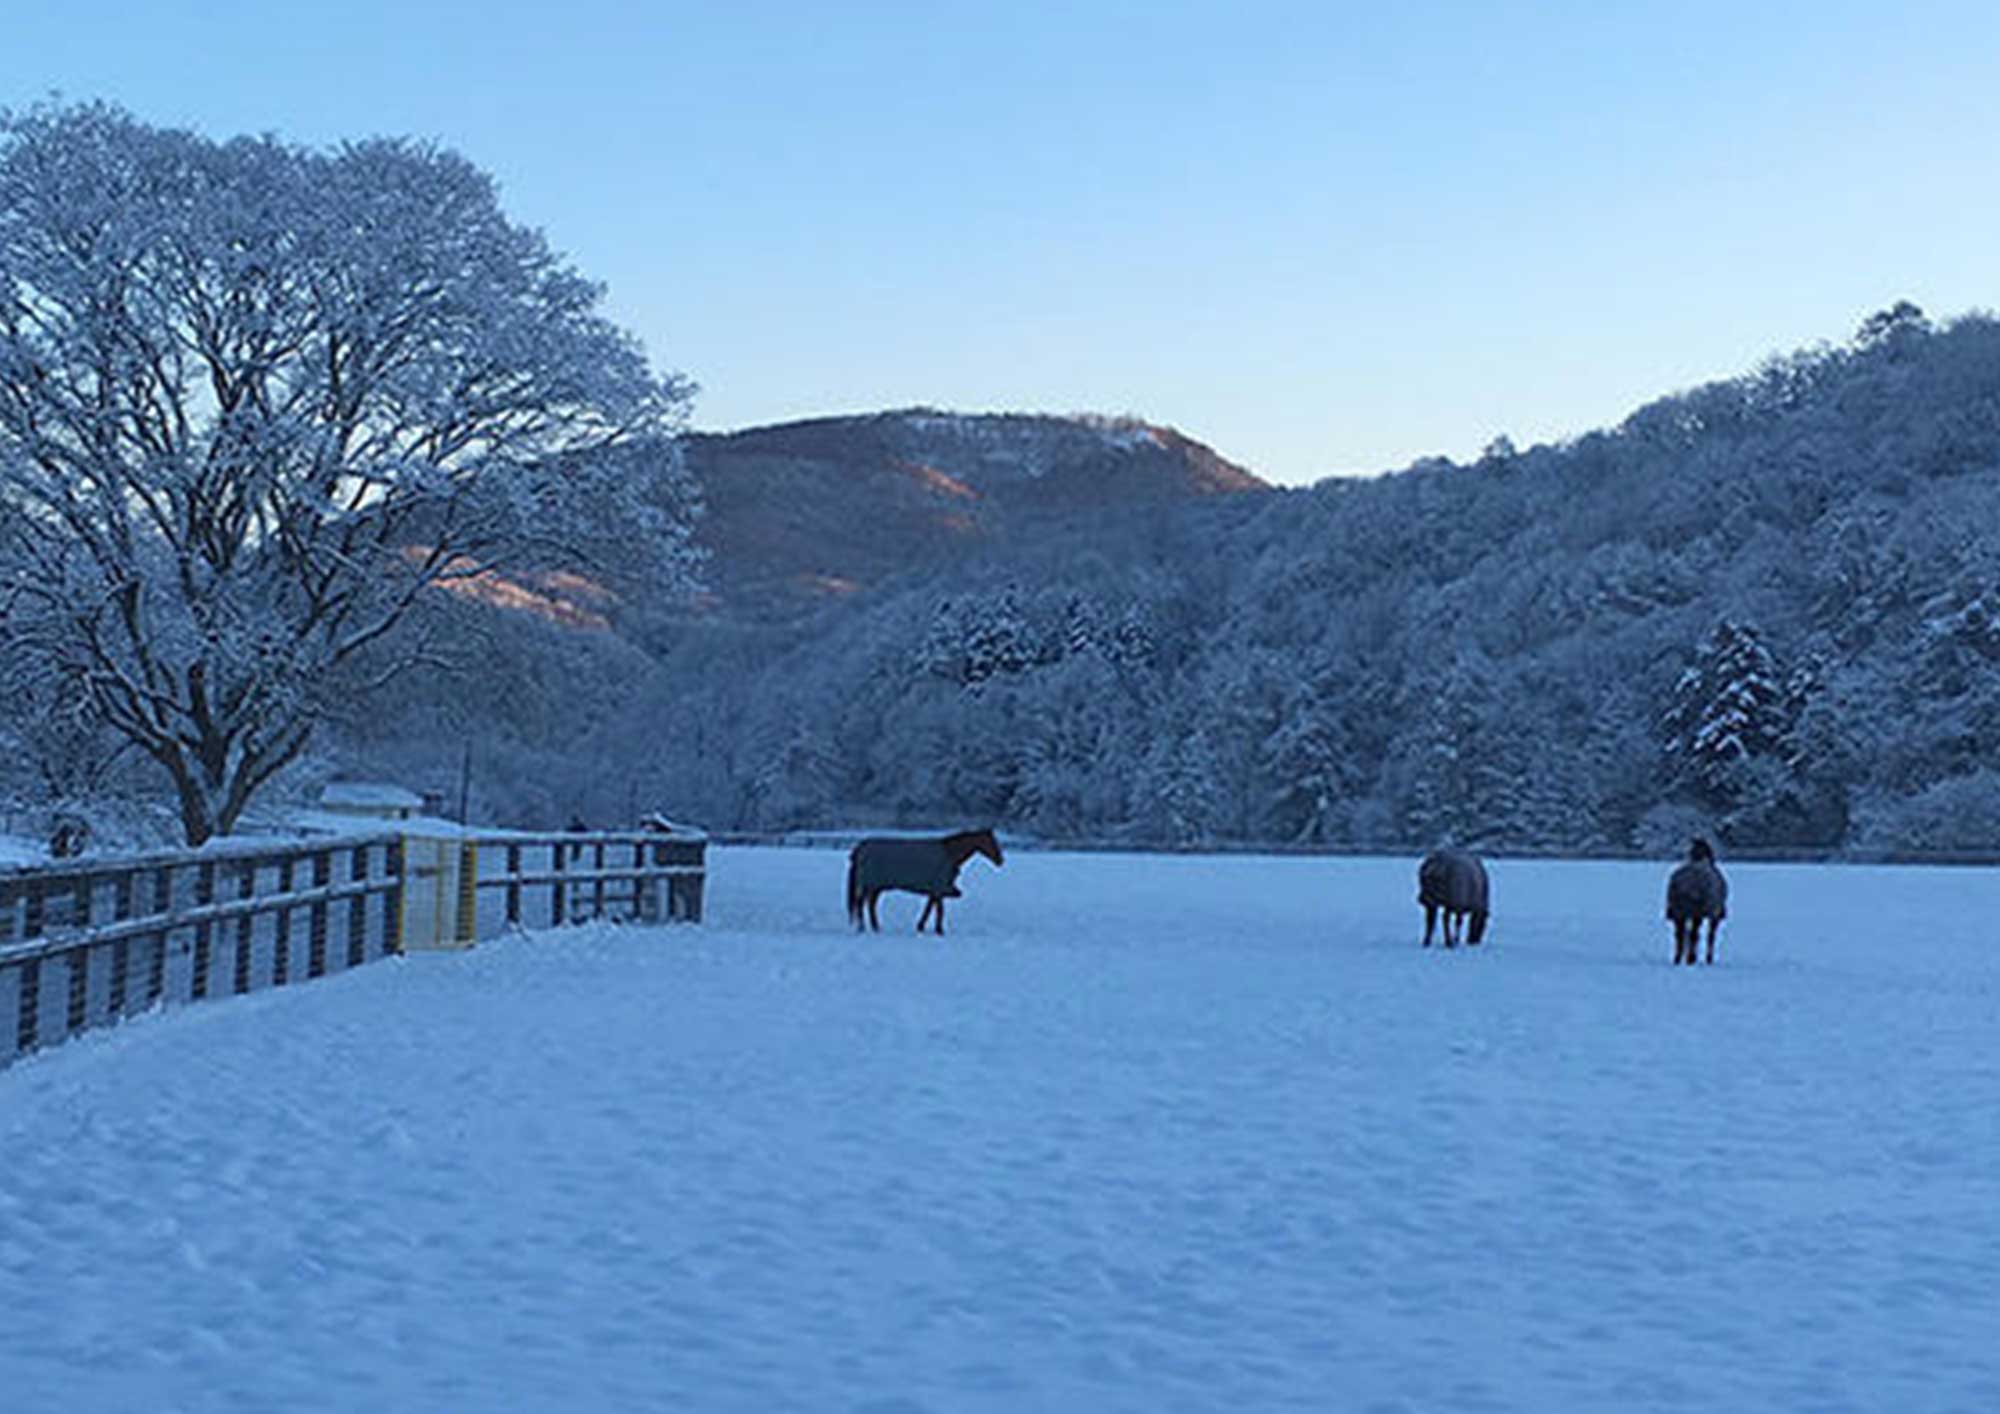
[1660,621,1797,805]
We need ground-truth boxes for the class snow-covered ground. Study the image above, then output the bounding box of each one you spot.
[0,831,46,869]
[3,846,1998,1412]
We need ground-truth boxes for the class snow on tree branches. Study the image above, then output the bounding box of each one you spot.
[1659,620,1843,843]
[0,102,700,843]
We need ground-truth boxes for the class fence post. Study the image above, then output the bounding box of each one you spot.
[147,865,172,1006]
[191,860,216,1000]
[0,959,19,1066]
[385,839,406,955]
[14,957,37,1056]
[505,843,522,925]
[110,870,134,1016]
[1,876,20,946]
[309,850,331,977]
[274,857,294,985]
[347,846,369,967]
[552,842,567,927]
[235,857,258,994]
[454,841,478,945]
[66,873,93,1034]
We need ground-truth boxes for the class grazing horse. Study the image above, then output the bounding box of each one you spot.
[847,828,1005,934]
[1665,837,1728,965]
[1418,848,1489,947]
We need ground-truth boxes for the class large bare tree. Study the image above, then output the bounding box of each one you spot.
[0,102,699,844]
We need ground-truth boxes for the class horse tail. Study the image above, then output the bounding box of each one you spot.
[846,851,861,928]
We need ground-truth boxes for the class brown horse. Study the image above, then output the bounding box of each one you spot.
[1418,848,1490,947]
[847,828,1005,934]
[1666,837,1728,965]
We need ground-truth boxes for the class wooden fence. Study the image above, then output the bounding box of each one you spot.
[0,828,706,1068]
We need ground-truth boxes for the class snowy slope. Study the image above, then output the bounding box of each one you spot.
[2,847,1997,1412]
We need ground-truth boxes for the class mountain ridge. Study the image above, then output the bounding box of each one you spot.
[680,408,1267,621]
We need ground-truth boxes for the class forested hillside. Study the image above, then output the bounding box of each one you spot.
[618,304,2000,854]
[14,306,2000,855]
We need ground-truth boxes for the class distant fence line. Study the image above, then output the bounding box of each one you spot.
[0,829,705,1069]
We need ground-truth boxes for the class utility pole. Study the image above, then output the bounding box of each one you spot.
[456,740,472,825]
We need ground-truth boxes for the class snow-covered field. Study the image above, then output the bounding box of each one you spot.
[3,845,1998,1413]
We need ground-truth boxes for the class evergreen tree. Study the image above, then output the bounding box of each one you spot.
[1655,620,1849,841]
[1262,692,1354,843]
[1661,621,1795,803]
[1062,592,1101,659]
[917,598,966,683]
[1108,603,1158,669]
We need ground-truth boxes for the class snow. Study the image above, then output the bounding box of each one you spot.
[0,832,44,868]
[4,846,1998,1411]
[317,782,427,812]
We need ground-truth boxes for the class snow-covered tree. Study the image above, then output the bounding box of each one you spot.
[744,715,841,831]
[1107,602,1158,670]
[1060,591,1100,659]
[1660,622,1794,801]
[1654,620,1849,841]
[1399,655,1509,847]
[1261,674,1366,843]
[1854,299,1929,352]
[916,598,965,682]
[280,304,2000,856]
[0,103,699,843]
[1134,726,1224,845]
[962,589,1031,685]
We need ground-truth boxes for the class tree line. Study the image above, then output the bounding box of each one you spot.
[7,101,2000,859]
[609,303,2000,855]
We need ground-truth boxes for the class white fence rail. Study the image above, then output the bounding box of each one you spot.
[0,829,705,1068]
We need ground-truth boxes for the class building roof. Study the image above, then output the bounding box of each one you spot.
[319,782,425,810]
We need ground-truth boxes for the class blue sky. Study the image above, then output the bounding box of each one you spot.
[6,1,1997,484]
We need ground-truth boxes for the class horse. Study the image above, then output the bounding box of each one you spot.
[847,828,1005,934]
[1418,848,1489,947]
[1665,837,1728,965]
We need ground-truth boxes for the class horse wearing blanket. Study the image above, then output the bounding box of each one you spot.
[1418,848,1489,947]
[1665,837,1728,966]
[847,828,1004,934]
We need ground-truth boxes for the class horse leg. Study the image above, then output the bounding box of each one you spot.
[1705,918,1718,965]
[934,895,947,936]
[916,896,933,932]
[1444,909,1459,948]
[1422,903,1437,947]
[867,890,882,932]
[1672,920,1686,965]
